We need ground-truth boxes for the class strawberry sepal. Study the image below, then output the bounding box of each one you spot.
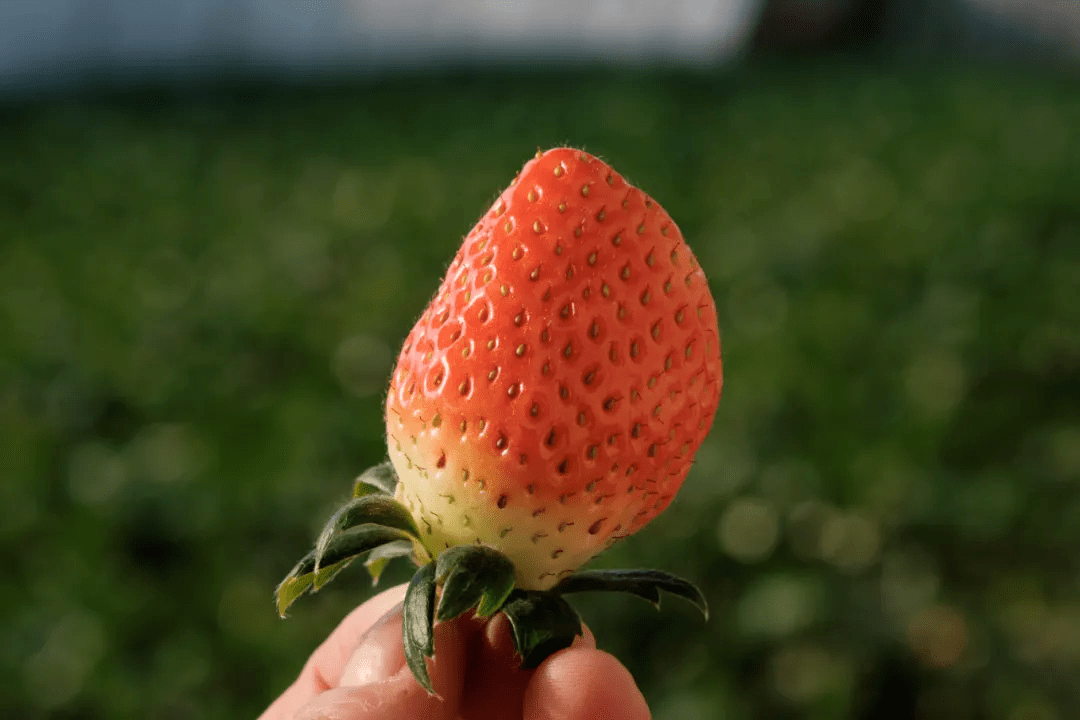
[312,524,417,583]
[352,461,398,497]
[275,464,426,617]
[434,544,517,621]
[275,553,352,618]
[363,539,415,586]
[313,494,421,572]
[403,562,438,695]
[557,569,708,621]
[275,523,417,616]
[552,568,710,620]
[500,589,584,670]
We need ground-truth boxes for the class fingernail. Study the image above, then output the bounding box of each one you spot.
[339,603,405,687]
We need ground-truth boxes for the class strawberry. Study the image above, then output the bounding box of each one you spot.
[385,147,722,590]
[277,148,722,694]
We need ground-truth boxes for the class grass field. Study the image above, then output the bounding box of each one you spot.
[2,60,1079,719]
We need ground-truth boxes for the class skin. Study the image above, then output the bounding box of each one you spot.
[260,584,652,720]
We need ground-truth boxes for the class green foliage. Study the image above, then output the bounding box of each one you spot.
[2,61,1079,719]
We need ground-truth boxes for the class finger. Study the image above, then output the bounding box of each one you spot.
[259,584,409,720]
[308,584,410,687]
[338,603,406,687]
[522,648,650,720]
[577,623,597,650]
[295,613,469,720]
[460,613,529,720]
[459,613,597,720]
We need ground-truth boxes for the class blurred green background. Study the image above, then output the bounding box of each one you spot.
[3,58,1080,720]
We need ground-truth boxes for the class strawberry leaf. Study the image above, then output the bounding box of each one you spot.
[352,462,398,497]
[403,562,437,695]
[275,552,352,617]
[313,524,415,586]
[500,590,584,669]
[433,545,516,622]
[314,495,420,573]
[364,539,416,586]
[551,569,709,620]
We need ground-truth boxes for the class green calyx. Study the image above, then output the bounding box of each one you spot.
[276,461,709,694]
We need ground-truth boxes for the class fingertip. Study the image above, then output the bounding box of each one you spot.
[483,611,517,654]
[573,623,596,650]
[480,613,593,653]
[302,618,468,720]
[314,584,410,686]
[260,585,426,720]
[523,648,650,720]
[338,605,405,687]
[339,605,470,700]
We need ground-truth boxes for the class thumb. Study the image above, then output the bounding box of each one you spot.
[292,605,468,720]
[339,603,408,687]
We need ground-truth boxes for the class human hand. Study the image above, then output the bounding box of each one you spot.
[259,583,651,720]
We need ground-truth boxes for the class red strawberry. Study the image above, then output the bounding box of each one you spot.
[385,148,722,590]
[277,148,722,693]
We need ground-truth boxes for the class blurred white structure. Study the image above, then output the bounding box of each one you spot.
[3,0,1076,96]
[0,0,764,93]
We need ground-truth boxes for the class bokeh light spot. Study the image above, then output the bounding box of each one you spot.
[719,496,779,563]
